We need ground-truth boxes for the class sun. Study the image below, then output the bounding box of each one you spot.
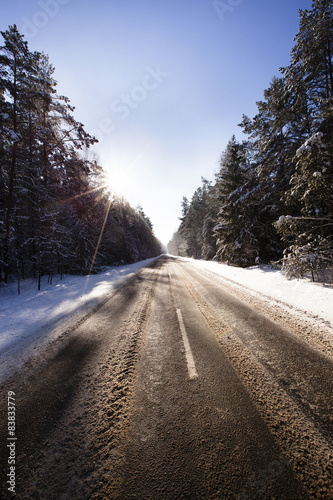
[102,167,126,196]
[100,162,138,203]
[98,142,151,202]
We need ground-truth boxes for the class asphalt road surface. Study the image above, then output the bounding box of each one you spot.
[1,255,332,499]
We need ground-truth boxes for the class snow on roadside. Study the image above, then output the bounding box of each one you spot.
[179,257,333,326]
[0,257,158,381]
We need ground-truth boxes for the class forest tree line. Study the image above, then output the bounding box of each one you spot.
[168,0,333,281]
[0,25,162,288]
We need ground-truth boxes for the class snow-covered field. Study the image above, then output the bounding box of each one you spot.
[0,258,159,380]
[0,255,332,381]
[180,257,333,326]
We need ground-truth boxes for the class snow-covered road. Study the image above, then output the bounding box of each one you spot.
[0,254,332,381]
[1,255,332,498]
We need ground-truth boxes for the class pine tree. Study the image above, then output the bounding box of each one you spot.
[179,180,213,259]
[276,131,333,280]
[275,0,333,280]
[1,26,162,288]
[0,25,40,282]
[285,0,333,121]
[201,179,218,260]
[214,136,261,266]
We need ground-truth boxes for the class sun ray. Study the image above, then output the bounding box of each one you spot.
[83,195,113,294]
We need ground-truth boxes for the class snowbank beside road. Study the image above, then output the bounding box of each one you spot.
[0,257,158,380]
[179,257,333,326]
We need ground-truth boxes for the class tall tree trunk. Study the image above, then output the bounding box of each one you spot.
[4,65,18,283]
[4,143,17,283]
[326,39,333,98]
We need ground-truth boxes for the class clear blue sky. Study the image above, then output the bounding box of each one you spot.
[2,0,313,245]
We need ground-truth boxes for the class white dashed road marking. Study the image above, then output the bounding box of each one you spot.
[176,308,198,380]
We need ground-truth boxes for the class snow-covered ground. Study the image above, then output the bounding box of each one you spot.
[0,257,159,380]
[1,255,332,381]
[179,257,333,326]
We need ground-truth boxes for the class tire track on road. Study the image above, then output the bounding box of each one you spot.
[185,260,333,359]
[1,262,160,499]
[173,261,333,498]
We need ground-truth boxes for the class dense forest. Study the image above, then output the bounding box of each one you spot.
[0,25,162,288]
[168,0,333,281]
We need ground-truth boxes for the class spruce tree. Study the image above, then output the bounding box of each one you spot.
[276,0,333,280]
[214,136,260,266]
